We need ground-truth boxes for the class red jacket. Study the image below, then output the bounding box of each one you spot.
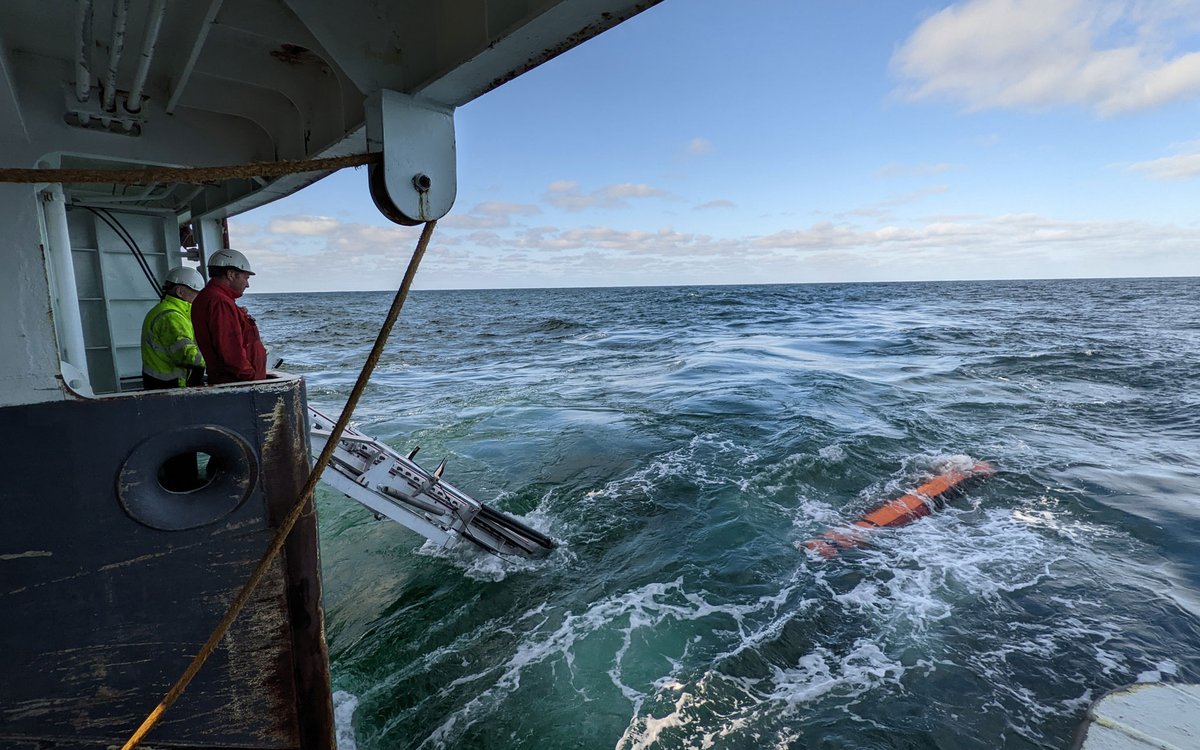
[191,281,267,385]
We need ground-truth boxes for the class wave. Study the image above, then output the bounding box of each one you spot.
[280,278,1200,749]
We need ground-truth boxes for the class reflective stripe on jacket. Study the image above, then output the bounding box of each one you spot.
[141,295,205,386]
[191,281,267,385]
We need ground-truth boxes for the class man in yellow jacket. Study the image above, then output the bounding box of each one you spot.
[141,266,206,390]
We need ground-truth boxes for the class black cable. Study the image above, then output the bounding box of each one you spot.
[83,207,158,293]
[99,207,161,292]
[82,206,161,296]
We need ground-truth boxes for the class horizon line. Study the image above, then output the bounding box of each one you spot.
[244,273,1200,296]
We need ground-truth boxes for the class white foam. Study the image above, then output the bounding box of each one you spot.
[366,444,1180,747]
[409,506,562,583]
[585,433,759,503]
[817,444,846,463]
[616,638,907,749]
[332,690,359,750]
[417,575,816,749]
[1136,658,1180,683]
[779,459,1156,733]
[418,579,689,747]
[767,639,905,706]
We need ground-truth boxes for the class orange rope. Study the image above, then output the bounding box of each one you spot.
[0,152,380,184]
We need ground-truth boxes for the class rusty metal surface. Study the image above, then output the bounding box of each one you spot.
[260,385,335,750]
[483,1,665,95]
[0,378,333,749]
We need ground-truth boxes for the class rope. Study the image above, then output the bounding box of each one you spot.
[0,152,381,184]
[121,219,437,750]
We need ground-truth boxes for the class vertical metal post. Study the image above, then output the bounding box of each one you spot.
[127,0,168,113]
[75,0,94,104]
[102,0,131,113]
[193,216,225,280]
[41,186,89,382]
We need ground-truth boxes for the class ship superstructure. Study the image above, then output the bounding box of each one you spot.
[0,2,660,747]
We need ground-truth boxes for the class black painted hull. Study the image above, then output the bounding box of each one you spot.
[0,378,333,749]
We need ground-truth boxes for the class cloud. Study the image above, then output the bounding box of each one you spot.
[686,137,714,155]
[483,214,1197,285]
[1128,147,1200,180]
[892,0,1200,115]
[267,216,340,235]
[544,181,669,210]
[236,209,1200,291]
[875,162,961,178]
[230,222,264,237]
[598,183,665,200]
[837,187,950,222]
[544,182,594,211]
[242,214,420,253]
[737,214,1200,287]
[479,214,1198,265]
[439,201,541,229]
[695,200,736,210]
[879,185,950,207]
[484,214,1200,272]
[476,201,540,216]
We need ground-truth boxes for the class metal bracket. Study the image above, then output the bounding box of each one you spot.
[365,90,457,226]
[307,405,555,557]
[62,83,146,136]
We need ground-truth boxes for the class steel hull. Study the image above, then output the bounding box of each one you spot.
[0,378,333,749]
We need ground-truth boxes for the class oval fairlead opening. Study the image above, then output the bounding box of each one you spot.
[118,425,259,530]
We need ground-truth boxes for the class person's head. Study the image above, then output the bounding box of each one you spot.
[206,248,255,298]
[163,266,204,303]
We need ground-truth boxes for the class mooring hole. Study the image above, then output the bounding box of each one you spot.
[157,451,220,493]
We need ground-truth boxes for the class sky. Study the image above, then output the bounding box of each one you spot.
[230,0,1200,292]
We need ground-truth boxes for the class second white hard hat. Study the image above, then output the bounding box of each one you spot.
[164,266,205,292]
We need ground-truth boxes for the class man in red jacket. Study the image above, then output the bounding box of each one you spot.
[192,248,267,385]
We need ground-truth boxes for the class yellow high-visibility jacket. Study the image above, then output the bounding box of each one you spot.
[141,295,204,386]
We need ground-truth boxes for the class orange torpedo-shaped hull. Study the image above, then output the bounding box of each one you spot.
[802,460,996,558]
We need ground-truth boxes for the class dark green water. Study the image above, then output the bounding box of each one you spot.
[252,278,1200,749]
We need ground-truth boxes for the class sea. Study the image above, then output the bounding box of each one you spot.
[249,277,1200,750]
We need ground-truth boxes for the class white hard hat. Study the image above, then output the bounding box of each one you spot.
[207,247,255,275]
[164,266,205,292]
